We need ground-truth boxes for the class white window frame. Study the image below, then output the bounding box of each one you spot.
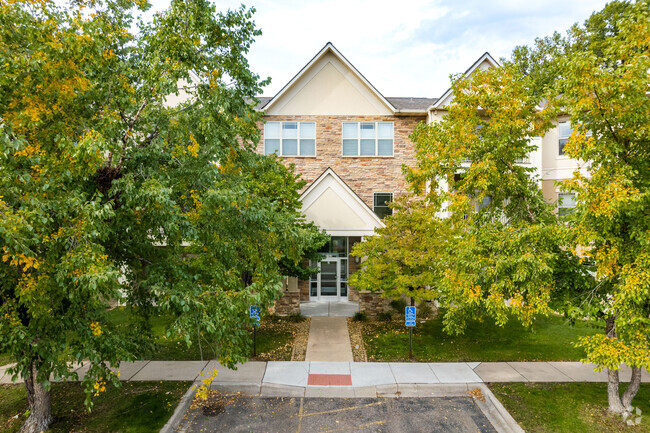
[264,121,316,157]
[342,122,394,157]
[558,121,573,157]
[373,192,393,219]
[557,192,576,216]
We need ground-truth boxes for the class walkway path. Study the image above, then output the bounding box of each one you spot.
[3,360,648,388]
[305,317,354,362]
[299,301,358,317]
[4,360,649,433]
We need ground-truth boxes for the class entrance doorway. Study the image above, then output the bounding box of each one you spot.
[309,256,348,301]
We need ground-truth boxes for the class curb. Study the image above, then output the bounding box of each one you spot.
[159,382,197,433]
[472,383,525,433]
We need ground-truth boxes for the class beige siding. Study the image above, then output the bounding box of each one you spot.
[265,53,393,116]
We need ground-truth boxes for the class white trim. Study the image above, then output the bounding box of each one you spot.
[262,43,395,114]
[264,121,317,157]
[300,168,385,233]
[429,52,500,110]
[341,121,394,157]
[309,256,349,301]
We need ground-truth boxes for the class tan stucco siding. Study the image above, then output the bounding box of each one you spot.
[303,187,368,230]
[265,53,393,116]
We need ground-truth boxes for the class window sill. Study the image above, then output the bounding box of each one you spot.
[341,155,395,158]
[268,155,318,158]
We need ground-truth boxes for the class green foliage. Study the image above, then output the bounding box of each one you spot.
[362,312,601,362]
[389,298,407,313]
[0,0,324,423]
[352,63,564,335]
[504,0,650,411]
[282,313,307,323]
[352,311,367,322]
[418,302,434,319]
[549,0,650,376]
[0,382,189,433]
[491,383,650,433]
[377,311,393,322]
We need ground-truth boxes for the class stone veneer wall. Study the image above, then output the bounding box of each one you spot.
[259,114,423,315]
[357,291,391,316]
[256,114,425,209]
[274,290,301,315]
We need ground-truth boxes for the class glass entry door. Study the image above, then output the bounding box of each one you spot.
[310,257,348,301]
[320,260,338,297]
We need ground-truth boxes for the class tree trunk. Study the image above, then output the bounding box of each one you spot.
[607,367,627,414]
[20,361,53,433]
[604,316,626,414]
[622,367,643,410]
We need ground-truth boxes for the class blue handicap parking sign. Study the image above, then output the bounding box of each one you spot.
[405,306,416,327]
[250,305,260,321]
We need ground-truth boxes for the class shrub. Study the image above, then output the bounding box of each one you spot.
[418,302,435,319]
[353,311,367,322]
[389,298,407,313]
[286,313,306,323]
[377,311,393,321]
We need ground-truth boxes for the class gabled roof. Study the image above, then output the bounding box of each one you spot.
[300,168,385,237]
[429,52,500,110]
[387,97,438,111]
[261,42,396,114]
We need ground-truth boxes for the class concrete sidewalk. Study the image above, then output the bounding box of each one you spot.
[305,317,354,361]
[4,360,646,387]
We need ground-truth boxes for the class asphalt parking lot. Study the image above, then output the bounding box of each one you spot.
[181,395,498,433]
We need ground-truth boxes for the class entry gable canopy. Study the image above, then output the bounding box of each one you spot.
[300,168,385,237]
[430,52,500,110]
[261,43,395,116]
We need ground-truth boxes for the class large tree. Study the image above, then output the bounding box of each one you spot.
[512,0,650,413]
[551,0,650,414]
[351,63,573,334]
[0,1,325,431]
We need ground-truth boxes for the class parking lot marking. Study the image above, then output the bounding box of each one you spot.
[302,401,384,417]
[320,420,387,433]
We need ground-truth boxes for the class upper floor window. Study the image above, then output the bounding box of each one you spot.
[558,192,576,216]
[373,192,393,219]
[342,122,393,156]
[558,122,573,156]
[265,121,316,156]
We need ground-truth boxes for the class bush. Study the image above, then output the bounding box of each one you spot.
[389,298,407,313]
[285,313,306,323]
[418,302,435,319]
[353,311,367,322]
[377,311,393,321]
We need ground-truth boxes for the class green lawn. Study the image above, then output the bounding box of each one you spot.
[0,354,11,367]
[0,381,189,433]
[362,310,601,362]
[491,383,650,433]
[106,308,297,361]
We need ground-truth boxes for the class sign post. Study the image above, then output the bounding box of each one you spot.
[250,305,260,357]
[405,306,416,359]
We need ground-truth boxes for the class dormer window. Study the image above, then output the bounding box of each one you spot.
[264,121,316,156]
[342,122,393,156]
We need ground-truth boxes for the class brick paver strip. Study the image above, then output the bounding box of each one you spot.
[308,373,353,386]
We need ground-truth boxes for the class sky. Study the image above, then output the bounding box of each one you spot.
[146,0,611,98]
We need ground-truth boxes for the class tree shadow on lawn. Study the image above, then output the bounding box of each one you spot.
[363,311,602,362]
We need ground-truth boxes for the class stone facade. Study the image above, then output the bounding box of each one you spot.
[357,291,391,316]
[274,290,301,315]
[256,115,425,209]
[258,115,423,315]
